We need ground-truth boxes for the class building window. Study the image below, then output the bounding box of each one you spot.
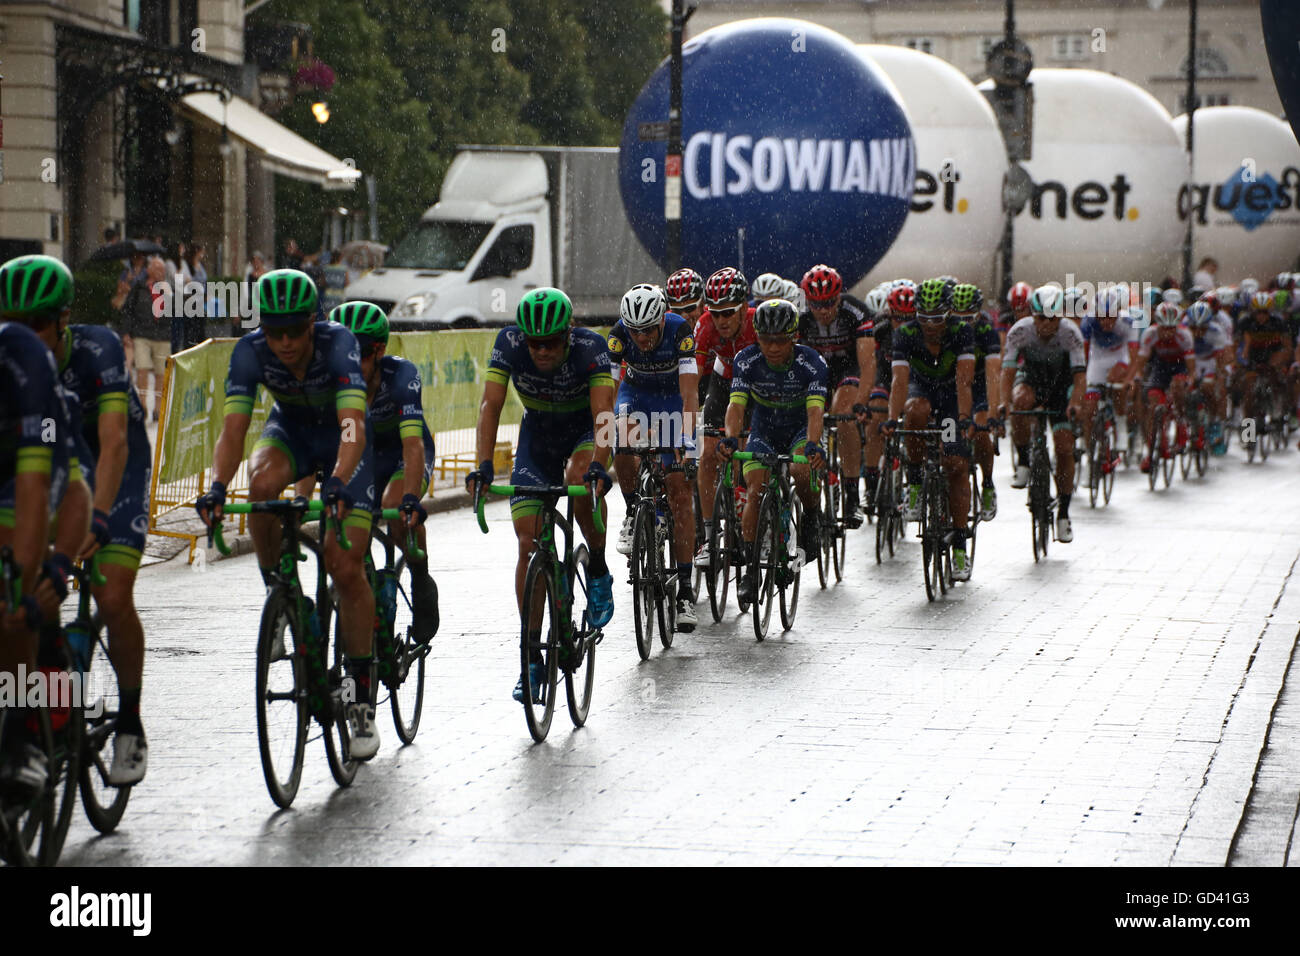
[902,37,935,55]
[1179,48,1232,79]
[1051,35,1088,61]
[1179,92,1231,112]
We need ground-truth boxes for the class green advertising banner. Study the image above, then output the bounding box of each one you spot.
[157,331,522,485]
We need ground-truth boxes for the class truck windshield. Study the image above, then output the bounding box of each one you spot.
[385,221,492,270]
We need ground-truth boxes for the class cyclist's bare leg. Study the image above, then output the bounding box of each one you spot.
[741,467,766,542]
[247,445,294,568]
[566,448,607,557]
[944,454,970,531]
[790,461,817,515]
[901,396,932,464]
[1053,426,1075,497]
[831,385,861,480]
[511,511,543,623]
[697,434,719,522]
[324,517,374,659]
[93,564,144,689]
[666,471,694,565]
[1009,383,1038,447]
[972,410,993,485]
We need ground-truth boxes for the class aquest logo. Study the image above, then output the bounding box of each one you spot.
[1178,165,1300,230]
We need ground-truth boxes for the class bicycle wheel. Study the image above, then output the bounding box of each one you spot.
[1087,435,1101,508]
[255,588,308,808]
[40,665,82,866]
[779,494,802,631]
[630,502,657,661]
[931,483,949,597]
[1259,404,1273,461]
[691,485,706,611]
[816,472,831,589]
[565,544,596,728]
[79,631,130,833]
[322,602,359,788]
[1179,416,1192,479]
[388,556,427,745]
[707,479,732,622]
[1147,407,1162,491]
[830,470,846,582]
[874,468,891,565]
[966,469,980,571]
[1161,414,1177,487]
[1030,447,1050,563]
[1101,419,1117,505]
[1195,420,1209,476]
[656,507,676,648]
[752,493,779,641]
[519,552,560,743]
[1,707,54,867]
[921,470,937,601]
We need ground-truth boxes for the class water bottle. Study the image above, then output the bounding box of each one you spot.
[378,569,398,634]
[65,622,92,673]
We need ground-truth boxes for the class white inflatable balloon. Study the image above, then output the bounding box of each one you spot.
[856,45,1007,294]
[1172,106,1300,283]
[977,69,1184,289]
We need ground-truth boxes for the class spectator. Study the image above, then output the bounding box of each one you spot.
[104,226,120,244]
[243,250,268,283]
[1194,257,1218,291]
[182,242,209,350]
[184,242,208,287]
[280,237,304,271]
[115,253,170,421]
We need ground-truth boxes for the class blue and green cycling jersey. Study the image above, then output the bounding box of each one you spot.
[486,327,615,422]
[224,322,368,424]
[729,343,829,433]
[371,353,435,488]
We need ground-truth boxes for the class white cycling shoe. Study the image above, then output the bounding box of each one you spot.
[615,514,635,556]
[1056,515,1074,543]
[345,704,380,760]
[1011,464,1031,489]
[108,732,148,786]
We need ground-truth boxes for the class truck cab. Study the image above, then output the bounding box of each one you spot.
[345,151,552,329]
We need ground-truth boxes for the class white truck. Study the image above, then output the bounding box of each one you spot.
[346,145,662,328]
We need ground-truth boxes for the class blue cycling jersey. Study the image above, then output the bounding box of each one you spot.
[730,344,829,432]
[224,322,368,423]
[58,324,151,465]
[607,313,696,394]
[0,322,81,522]
[486,327,615,422]
[1080,313,1137,354]
[371,354,434,458]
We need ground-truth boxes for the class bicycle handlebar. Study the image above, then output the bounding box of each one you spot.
[732,451,810,465]
[474,483,605,536]
[208,498,352,556]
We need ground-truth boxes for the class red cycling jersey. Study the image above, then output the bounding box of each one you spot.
[694,307,757,380]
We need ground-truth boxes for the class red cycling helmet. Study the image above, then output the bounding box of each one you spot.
[1008,281,1033,310]
[665,268,704,307]
[888,285,916,316]
[801,264,843,304]
[704,267,749,309]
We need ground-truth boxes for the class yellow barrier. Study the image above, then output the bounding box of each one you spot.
[149,330,526,562]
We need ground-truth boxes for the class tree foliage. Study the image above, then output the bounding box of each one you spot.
[259,0,668,252]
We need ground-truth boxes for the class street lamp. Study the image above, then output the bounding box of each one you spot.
[311,101,329,124]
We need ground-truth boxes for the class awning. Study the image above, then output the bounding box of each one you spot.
[179,91,361,190]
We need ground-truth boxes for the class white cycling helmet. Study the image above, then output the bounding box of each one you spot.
[1240,277,1260,297]
[781,279,805,309]
[620,283,667,329]
[752,272,786,300]
[864,286,890,317]
[1161,287,1183,306]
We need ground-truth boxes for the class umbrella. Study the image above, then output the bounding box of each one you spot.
[88,238,164,262]
[337,240,387,270]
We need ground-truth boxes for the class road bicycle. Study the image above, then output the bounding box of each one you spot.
[700,427,751,621]
[1182,381,1213,479]
[819,413,863,586]
[616,447,695,660]
[1144,392,1183,489]
[732,451,813,640]
[895,428,955,601]
[473,482,603,743]
[1009,409,1057,563]
[1240,369,1283,463]
[964,421,997,573]
[210,499,428,806]
[874,432,907,565]
[1087,382,1123,507]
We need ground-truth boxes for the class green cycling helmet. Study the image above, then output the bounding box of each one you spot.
[516,287,572,337]
[257,268,318,326]
[916,277,950,316]
[329,301,389,346]
[950,283,982,315]
[0,254,74,321]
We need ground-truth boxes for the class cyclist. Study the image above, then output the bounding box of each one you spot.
[0,266,91,795]
[1079,295,1139,471]
[328,302,440,642]
[608,284,699,631]
[796,264,873,527]
[857,282,894,514]
[465,288,615,703]
[196,269,383,759]
[751,273,787,307]
[691,268,756,570]
[999,281,1034,349]
[951,283,1002,521]
[718,299,828,605]
[666,268,707,405]
[1,255,153,784]
[1233,291,1292,436]
[884,277,977,579]
[1184,300,1231,451]
[998,285,1086,544]
[1126,302,1196,473]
